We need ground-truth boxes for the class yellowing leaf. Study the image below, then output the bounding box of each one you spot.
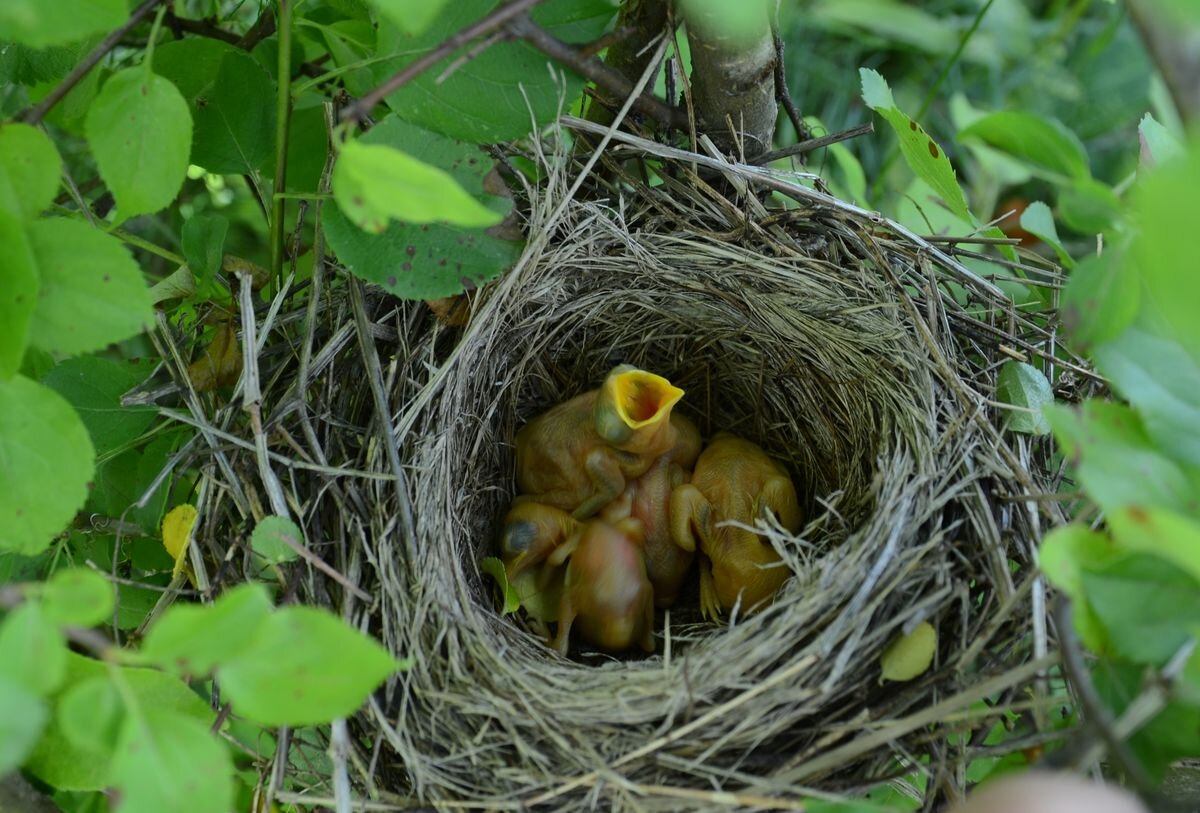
[162,504,197,574]
[332,139,503,234]
[880,620,937,682]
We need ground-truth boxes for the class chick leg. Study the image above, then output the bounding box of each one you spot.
[699,557,722,622]
[571,447,627,519]
[553,581,578,656]
[758,476,803,532]
[668,484,711,555]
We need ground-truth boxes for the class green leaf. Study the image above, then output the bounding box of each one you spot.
[0,122,62,221]
[0,677,47,773]
[87,435,176,534]
[84,67,192,220]
[1095,328,1200,470]
[365,0,452,35]
[250,516,303,565]
[813,0,958,56]
[220,606,401,726]
[143,583,273,675]
[0,375,95,555]
[1082,552,1200,666]
[325,116,519,299]
[23,651,214,791]
[1108,507,1200,586]
[1058,177,1121,235]
[1017,201,1072,268]
[0,0,124,48]
[995,361,1052,435]
[27,218,154,357]
[332,139,503,233]
[370,0,615,142]
[959,111,1089,181]
[1047,400,1196,516]
[860,68,972,225]
[57,675,123,755]
[480,557,520,614]
[41,355,156,457]
[42,568,115,627]
[1133,146,1200,363]
[0,602,67,695]
[1060,249,1139,351]
[191,51,277,174]
[181,214,229,297]
[1094,659,1200,781]
[1039,525,1116,652]
[110,709,233,813]
[1138,113,1183,169]
[0,212,38,378]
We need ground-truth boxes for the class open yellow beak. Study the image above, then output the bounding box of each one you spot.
[608,370,684,429]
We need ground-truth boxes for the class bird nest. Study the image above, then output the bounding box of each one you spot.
[169,122,1081,810]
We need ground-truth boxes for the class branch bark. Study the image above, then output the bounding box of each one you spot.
[1127,0,1200,125]
[682,0,778,158]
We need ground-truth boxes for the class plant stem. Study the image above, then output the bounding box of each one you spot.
[143,4,168,78]
[271,0,294,292]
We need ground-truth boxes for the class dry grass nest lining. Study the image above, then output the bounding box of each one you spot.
[174,130,1078,809]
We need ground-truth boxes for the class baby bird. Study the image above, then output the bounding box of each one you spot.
[670,433,802,620]
[498,501,579,582]
[600,453,695,608]
[515,365,685,519]
[548,519,655,655]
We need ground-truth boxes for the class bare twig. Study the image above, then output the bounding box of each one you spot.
[751,122,874,165]
[508,15,685,129]
[341,0,546,122]
[771,25,809,143]
[18,0,168,124]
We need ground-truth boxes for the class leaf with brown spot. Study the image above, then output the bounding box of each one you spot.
[187,323,242,392]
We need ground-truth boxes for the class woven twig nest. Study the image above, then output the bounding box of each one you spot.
[180,128,1070,809]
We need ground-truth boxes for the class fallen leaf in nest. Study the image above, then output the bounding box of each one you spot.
[187,322,243,391]
[221,255,270,290]
[880,620,938,682]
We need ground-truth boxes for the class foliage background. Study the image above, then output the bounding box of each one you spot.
[1,0,1199,810]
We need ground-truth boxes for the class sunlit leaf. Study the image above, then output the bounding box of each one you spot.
[0,375,95,555]
[0,0,124,48]
[365,0,453,35]
[1138,113,1183,169]
[26,218,154,357]
[85,67,192,221]
[161,503,197,568]
[220,606,403,726]
[0,602,66,695]
[1047,400,1196,516]
[1039,524,1115,652]
[1017,201,1072,268]
[0,678,46,773]
[143,583,273,675]
[42,567,115,627]
[1083,552,1200,665]
[0,122,62,221]
[111,709,233,813]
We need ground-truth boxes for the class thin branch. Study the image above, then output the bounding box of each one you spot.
[270,0,294,289]
[751,122,874,165]
[508,15,685,129]
[341,0,546,122]
[18,0,168,124]
[771,27,809,143]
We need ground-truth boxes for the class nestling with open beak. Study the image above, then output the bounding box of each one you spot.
[670,433,803,620]
[548,518,656,655]
[514,365,685,519]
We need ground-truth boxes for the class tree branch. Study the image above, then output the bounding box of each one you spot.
[340,0,547,122]
[18,0,168,124]
[1127,0,1200,125]
[750,121,873,165]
